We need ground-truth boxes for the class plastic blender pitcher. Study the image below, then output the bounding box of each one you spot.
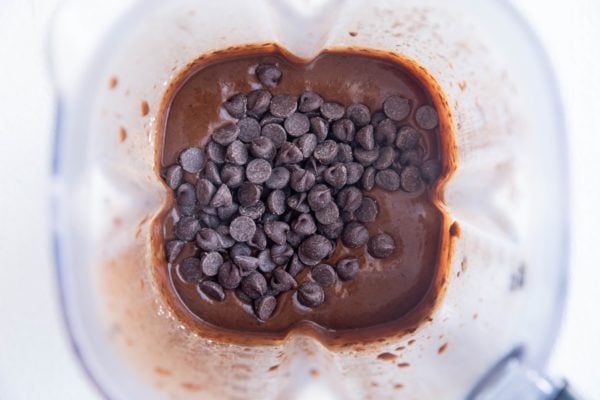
[49,0,570,398]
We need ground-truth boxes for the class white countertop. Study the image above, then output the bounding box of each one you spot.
[0,0,598,398]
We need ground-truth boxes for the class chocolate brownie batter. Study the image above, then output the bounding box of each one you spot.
[157,46,452,338]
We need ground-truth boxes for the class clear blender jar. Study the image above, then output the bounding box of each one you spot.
[49,0,570,398]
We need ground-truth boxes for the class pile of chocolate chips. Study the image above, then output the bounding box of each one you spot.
[161,64,441,321]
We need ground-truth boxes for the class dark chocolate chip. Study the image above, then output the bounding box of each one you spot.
[267,189,286,215]
[284,112,310,137]
[290,168,316,192]
[230,242,252,258]
[371,110,387,126]
[320,102,345,121]
[305,158,326,181]
[176,183,196,207]
[307,184,332,212]
[383,95,411,121]
[341,210,355,223]
[206,141,226,164]
[400,166,423,192]
[237,117,261,143]
[361,166,376,191]
[196,178,216,207]
[220,164,245,188]
[286,230,304,247]
[336,257,359,281]
[248,227,267,250]
[177,257,203,283]
[287,254,305,277]
[420,159,441,184]
[313,140,339,165]
[395,126,421,151]
[258,249,277,273]
[237,182,262,207]
[265,166,290,190]
[174,216,201,241]
[318,219,344,240]
[298,234,332,265]
[223,93,247,119]
[331,118,355,142]
[179,147,205,173]
[247,89,272,118]
[165,240,184,263]
[375,169,401,191]
[323,163,348,189]
[287,193,310,213]
[355,196,378,223]
[271,268,297,292]
[354,147,379,166]
[229,216,257,242]
[299,91,324,113]
[264,220,290,245]
[291,213,317,236]
[375,119,397,145]
[260,113,285,126]
[415,105,439,130]
[336,186,363,212]
[271,243,294,265]
[200,251,223,276]
[225,140,248,165]
[163,164,183,189]
[346,103,371,127]
[314,201,340,225]
[254,295,277,321]
[198,281,225,301]
[218,261,241,289]
[368,233,396,258]
[261,123,287,149]
[239,201,265,220]
[234,255,260,276]
[341,222,369,248]
[270,94,297,118]
[212,122,240,146]
[399,147,424,166]
[356,125,375,150]
[373,146,395,170]
[203,161,222,185]
[310,116,329,142]
[256,64,282,87]
[276,142,303,165]
[294,133,317,158]
[345,162,364,185]
[250,136,276,160]
[235,288,252,304]
[217,203,238,221]
[311,263,337,288]
[297,282,325,307]
[210,184,233,207]
[196,228,224,251]
[336,143,353,163]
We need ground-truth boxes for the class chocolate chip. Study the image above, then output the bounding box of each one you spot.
[223,93,247,119]
[265,167,290,189]
[195,179,215,207]
[400,166,423,192]
[235,288,252,304]
[237,117,261,143]
[246,159,272,184]
[297,282,325,307]
[201,206,217,216]
[217,203,239,221]
[236,182,260,207]
[313,140,338,165]
[276,142,303,165]
[415,105,439,130]
[287,193,310,213]
[310,116,329,142]
[254,295,277,321]
[299,91,324,112]
[336,257,359,281]
[176,183,196,207]
[264,220,290,245]
[250,136,276,160]
[375,119,396,145]
[226,140,248,165]
[235,255,260,276]
[284,112,310,137]
[258,249,277,272]
[383,95,410,121]
[356,125,375,150]
[203,161,222,185]
[218,261,242,289]
[286,254,305,276]
[294,133,317,158]
[206,141,226,164]
[375,169,401,191]
[260,125,286,151]
[323,163,348,188]
[305,158,326,180]
[220,164,244,188]
[163,165,183,189]
[198,281,225,301]
[260,113,285,126]
[371,110,387,126]
[341,210,355,223]
[361,166,376,191]
[196,228,224,251]
[314,201,339,225]
[354,197,377,223]
[267,190,286,215]
[210,184,233,207]
[318,219,344,240]
[229,216,257,242]
[216,231,235,249]
[179,147,205,173]
[420,159,441,184]
[174,216,200,241]
[270,94,297,118]
[200,251,223,276]
[298,234,332,265]
[342,222,369,248]
[395,126,421,151]
[271,243,294,265]
[311,263,337,288]
[345,162,364,185]
[165,240,184,263]
[230,242,252,258]
[212,122,240,146]
[247,89,272,118]
[177,257,203,283]
[354,147,379,166]
[368,233,396,258]
[271,268,297,292]
[336,143,353,163]
[290,168,315,192]
[248,227,267,250]
[292,213,317,236]
[331,118,355,142]
[256,64,282,87]
[336,186,363,212]
[286,230,304,247]
[373,146,395,170]
[399,147,424,166]
[320,102,345,121]
[346,103,371,127]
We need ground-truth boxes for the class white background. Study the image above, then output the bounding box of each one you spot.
[0,0,598,398]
